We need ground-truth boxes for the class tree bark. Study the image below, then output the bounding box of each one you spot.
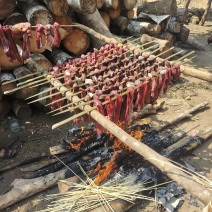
[3,12,27,26]
[199,0,212,26]
[111,16,129,32]
[45,48,73,64]
[108,3,121,20]
[127,20,161,36]
[78,9,114,48]
[176,26,190,42]
[137,0,177,16]
[99,11,110,28]
[11,99,32,120]
[0,169,67,210]
[62,28,90,55]
[40,0,69,16]
[140,34,173,58]
[184,37,205,50]
[121,0,138,10]
[0,0,16,20]
[30,54,53,70]
[121,9,135,19]
[180,65,212,82]
[17,0,54,25]
[67,0,97,14]
[175,8,188,23]
[166,19,181,33]
[0,72,16,94]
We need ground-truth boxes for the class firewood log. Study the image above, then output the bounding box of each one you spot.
[97,0,104,9]
[99,11,110,28]
[12,67,38,99]
[140,34,173,58]
[53,15,73,33]
[126,20,148,35]
[126,21,161,36]
[11,99,32,120]
[121,9,134,19]
[175,8,188,23]
[166,19,181,33]
[0,0,16,20]
[121,0,138,10]
[67,0,97,14]
[158,31,176,43]
[78,9,114,48]
[30,54,52,70]
[111,16,128,34]
[45,48,73,64]
[111,16,128,32]
[108,3,121,20]
[40,0,69,16]
[137,0,177,16]
[176,25,190,42]
[0,72,16,94]
[184,37,205,50]
[3,12,27,26]
[17,0,54,25]
[0,97,10,121]
[62,28,90,55]
[102,0,119,9]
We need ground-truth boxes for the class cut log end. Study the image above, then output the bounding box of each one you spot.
[63,28,90,55]
[31,10,53,25]
[46,0,69,16]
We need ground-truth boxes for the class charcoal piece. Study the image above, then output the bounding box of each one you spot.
[25,134,109,178]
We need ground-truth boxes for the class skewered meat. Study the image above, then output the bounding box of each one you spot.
[22,29,31,62]
[53,22,61,48]
[44,24,54,51]
[35,24,44,49]
[46,42,180,133]
[94,96,105,135]
[0,24,15,62]
[4,26,23,64]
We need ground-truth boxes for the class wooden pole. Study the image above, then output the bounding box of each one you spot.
[49,76,212,205]
[180,65,212,82]
[199,0,212,26]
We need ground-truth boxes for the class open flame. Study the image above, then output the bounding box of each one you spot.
[93,128,144,185]
[94,153,118,185]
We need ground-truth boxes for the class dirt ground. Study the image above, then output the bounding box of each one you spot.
[0,5,212,212]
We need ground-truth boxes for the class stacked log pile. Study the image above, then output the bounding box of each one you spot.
[0,0,199,121]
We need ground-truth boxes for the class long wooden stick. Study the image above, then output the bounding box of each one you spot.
[49,76,212,205]
[155,101,209,132]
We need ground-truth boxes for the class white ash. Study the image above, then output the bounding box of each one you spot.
[157,182,185,212]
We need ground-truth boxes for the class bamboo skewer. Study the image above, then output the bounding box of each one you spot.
[44,47,185,111]
[51,51,195,127]
[7,41,156,95]
[24,43,160,104]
